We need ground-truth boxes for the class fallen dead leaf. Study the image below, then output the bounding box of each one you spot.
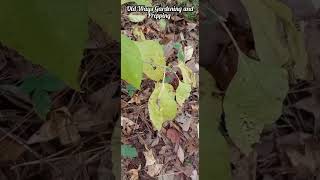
[190,170,199,180]
[184,46,193,62]
[144,149,156,166]
[166,128,180,144]
[147,164,163,177]
[128,165,141,180]
[177,145,185,163]
[176,115,192,132]
[28,107,80,145]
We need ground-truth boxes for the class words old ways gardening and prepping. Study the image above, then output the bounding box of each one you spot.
[127,5,194,20]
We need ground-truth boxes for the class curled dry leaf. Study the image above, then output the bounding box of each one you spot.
[28,107,80,145]
[128,165,141,180]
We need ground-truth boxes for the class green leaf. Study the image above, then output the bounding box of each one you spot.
[0,0,88,90]
[224,53,288,154]
[20,73,65,93]
[200,67,231,180]
[148,83,177,130]
[134,40,166,81]
[176,81,192,106]
[121,34,143,89]
[126,84,137,97]
[240,0,289,67]
[128,13,146,23]
[261,0,309,79]
[89,0,120,41]
[20,75,41,94]
[121,0,152,6]
[32,89,51,120]
[121,144,138,159]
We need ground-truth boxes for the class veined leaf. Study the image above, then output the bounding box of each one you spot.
[200,67,231,180]
[148,83,177,130]
[135,40,166,81]
[121,34,143,89]
[89,0,120,41]
[176,81,192,106]
[224,53,288,154]
[261,0,309,79]
[240,0,289,67]
[0,0,88,90]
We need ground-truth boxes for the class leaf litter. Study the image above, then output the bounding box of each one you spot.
[121,0,199,179]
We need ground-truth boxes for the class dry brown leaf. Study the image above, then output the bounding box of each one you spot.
[177,145,184,163]
[176,115,192,132]
[166,128,180,144]
[28,107,80,145]
[184,46,193,62]
[147,164,163,177]
[128,165,141,180]
[144,149,156,166]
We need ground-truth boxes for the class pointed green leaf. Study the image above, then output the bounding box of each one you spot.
[121,35,143,89]
[261,0,309,79]
[135,40,166,81]
[200,67,231,180]
[224,53,288,154]
[89,0,120,41]
[176,81,192,106]
[148,83,177,130]
[0,0,88,90]
[240,0,289,67]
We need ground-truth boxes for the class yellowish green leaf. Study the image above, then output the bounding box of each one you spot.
[178,62,196,87]
[121,35,143,89]
[224,53,288,154]
[148,83,177,130]
[132,26,146,41]
[135,40,166,81]
[176,81,192,106]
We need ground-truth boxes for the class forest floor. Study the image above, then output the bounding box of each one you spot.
[121,0,200,179]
